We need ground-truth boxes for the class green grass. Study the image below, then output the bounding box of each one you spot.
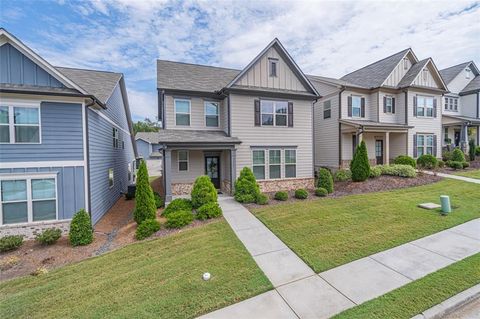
[454,169,480,179]
[0,220,272,319]
[254,179,480,272]
[333,253,480,319]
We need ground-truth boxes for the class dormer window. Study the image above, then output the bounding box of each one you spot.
[403,58,409,70]
[466,69,471,79]
[269,58,278,77]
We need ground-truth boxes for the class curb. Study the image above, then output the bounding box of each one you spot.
[411,283,480,319]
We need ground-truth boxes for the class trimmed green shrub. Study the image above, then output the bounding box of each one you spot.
[133,161,156,225]
[369,166,382,178]
[163,198,193,218]
[153,192,164,209]
[191,175,217,209]
[165,210,194,228]
[463,161,470,168]
[274,191,288,201]
[442,151,453,162]
[476,146,480,156]
[135,219,161,240]
[446,160,463,170]
[438,160,445,168]
[234,167,260,203]
[452,148,466,162]
[0,235,23,252]
[378,164,417,178]
[315,187,328,197]
[417,154,438,169]
[35,228,62,245]
[333,169,351,182]
[294,189,308,199]
[69,209,93,246]
[196,202,223,220]
[317,168,334,193]
[469,140,476,161]
[350,141,370,182]
[256,193,269,205]
[393,155,416,168]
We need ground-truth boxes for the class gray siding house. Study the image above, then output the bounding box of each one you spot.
[142,39,319,201]
[0,29,137,237]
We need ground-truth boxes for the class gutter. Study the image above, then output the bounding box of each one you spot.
[84,97,95,218]
[338,87,345,167]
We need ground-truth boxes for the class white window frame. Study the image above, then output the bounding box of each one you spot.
[0,173,58,226]
[323,100,331,119]
[351,95,362,118]
[0,103,42,144]
[178,150,189,172]
[174,98,191,126]
[108,168,114,188]
[416,95,434,118]
[260,100,288,127]
[417,134,434,157]
[454,98,458,111]
[385,96,393,113]
[252,149,266,180]
[113,127,120,149]
[269,58,278,77]
[204,101,220,127]
[284,149,297,178]
[268,149,282,180]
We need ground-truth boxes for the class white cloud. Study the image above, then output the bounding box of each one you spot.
[126,89,158,122]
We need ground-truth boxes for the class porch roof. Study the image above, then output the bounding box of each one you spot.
[340,119,413,131]
[136,130,241,146]
[443,114,480,125]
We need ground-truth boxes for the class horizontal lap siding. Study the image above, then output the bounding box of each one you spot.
[314,95,339,168]
[137,139,152,159]
[378,91,406,124]
[341,89,375,121]
[171,150,204,184]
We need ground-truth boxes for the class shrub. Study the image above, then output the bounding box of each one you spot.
[163,198,193,218]
[317,168,334,193]
[69,209,93,246]
[315,187,328,197]
[333,169,351,182]
[469,139,476,161]
[350,141,370,182]
[294,189,308,199]
[379,164,417,178]
[153,192,164,209]
[135,219,161,240]
[476,146,480,156]
[446,160,463,170]
[393,155,416,168]
[417,154,438,169]
[191,175,217,209]
[165,210,194,228]
[35,228,62,245]
[234,167,260,203]
[438,160,445,168]
[133,161,156,225]
[256,193,269,205]
[452,148,466,162]
[196,202,223,220]
[442,151,453,162]
[274,191,288,201]
[463,161,470,168]
[0,235,23,252]
[369,166,382,178]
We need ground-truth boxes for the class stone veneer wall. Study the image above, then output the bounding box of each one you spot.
[172,182,194,195]
[257,177,315,193]
[341,159,377,168]
[0,220,71,240]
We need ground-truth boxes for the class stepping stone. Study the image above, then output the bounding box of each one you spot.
[418,203,441,210]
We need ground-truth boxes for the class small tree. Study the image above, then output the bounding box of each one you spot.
[469,139,476,161]
[133,161,156,225]
[191,175,217,209]
[69,209,93,246]
[317,168,334,193]
[234,167,260,203]
[452,148,466,162]
[350,140,370,182]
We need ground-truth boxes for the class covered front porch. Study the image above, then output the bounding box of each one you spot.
[339,120,412,168]
[442,115,480,152]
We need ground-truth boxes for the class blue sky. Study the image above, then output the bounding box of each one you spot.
[1,0,479,121]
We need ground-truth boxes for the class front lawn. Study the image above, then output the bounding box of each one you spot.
[333,253,480,319]
[454,169,480,179]
[0,220,272,319]
[254,179,480,272]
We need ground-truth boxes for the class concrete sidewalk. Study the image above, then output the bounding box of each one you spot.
[200,197,480,319]
[421,170,480,184]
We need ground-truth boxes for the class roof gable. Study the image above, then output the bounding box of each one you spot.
[440,61,479,85]
[402,59,448,90]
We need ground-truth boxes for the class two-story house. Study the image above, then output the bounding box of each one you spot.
[0,29,137,238]
[139,39,319,201]
[439,61,480,150]
[311,48,448,170]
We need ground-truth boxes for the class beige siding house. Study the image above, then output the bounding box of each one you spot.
[311,48,448,170]
[142,39,318,201]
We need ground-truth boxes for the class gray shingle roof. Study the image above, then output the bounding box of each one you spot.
[340,48,411,88]
[0,83,81,95]
[439,62,471,84]
[135,130,241,145]
[460,75,480,94]
[443,114,480,124]
[339,119,413,129]
[157,60,240,92]
[55,67,122,104]
[306,74,368,89]
[397,58,430,88]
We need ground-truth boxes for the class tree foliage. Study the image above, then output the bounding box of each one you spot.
[133,161,157,225]
[133,118,159,135]
[350,140,370,182]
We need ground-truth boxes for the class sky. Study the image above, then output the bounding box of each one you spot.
[1,0,479,121]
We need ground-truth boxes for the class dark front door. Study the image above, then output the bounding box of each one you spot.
[375,140,384,165]
[205,156,220,189]
[454,131,461,146]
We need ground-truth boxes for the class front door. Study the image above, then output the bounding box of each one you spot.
[375,140,384,165]
[205,156,220,189]
[454,131,461,146]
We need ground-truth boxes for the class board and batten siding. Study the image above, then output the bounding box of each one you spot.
[314,93,339,169]
[412,65,443,89]
[0,101,84,162]
[383,52,415,87]
[230,93,313,179]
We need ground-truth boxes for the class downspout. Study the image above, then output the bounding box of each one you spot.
[338,87,345,167]
[404,89,409,155]
[85,97,96,218]
[312,97,318,175]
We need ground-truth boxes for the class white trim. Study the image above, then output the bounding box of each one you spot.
[260,99,288,127]
[88,107,131,136]
[0,160,85,169]
[204,101,220,128]
[177,150,189,172]
[252,149,266,180]
[268,149,282,179]
[81,101,89,212]
[174,98,191,127]
[284,148,297,178]
[0,102,42,144]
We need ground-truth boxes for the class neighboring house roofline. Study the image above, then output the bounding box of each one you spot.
[135,137,152,144]
[117,76,138,158]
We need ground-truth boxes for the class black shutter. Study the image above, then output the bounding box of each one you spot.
[361,97,365,118]
[392,98,396,114]
[383,96,387,113]
[413,96,417,117]
[158,90,164,122]
[433,135,437,156]
[288,102,294,127]
[254,99,260,126]
[433,98,437,118]
[348,96,352,117]
[413,134,418,157]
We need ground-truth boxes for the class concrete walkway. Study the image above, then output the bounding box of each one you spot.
[200,197,480,319]
[422,170,480,184]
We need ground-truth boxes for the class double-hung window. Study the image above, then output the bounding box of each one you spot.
[351,96,362,117]
[205,101,219,127]
[0,105,41,143]
[261,100,288,126]
[0,106,8,143]
[284,149,297,178]
[178,150,189,171]
[323,100,331,119]
[416,134,434,157]
[113,127,119,148]
[175,99,191,126]
[269,150,281,179]
[252,150,266,180]
[416,96,434,117]
[385,96,393,113]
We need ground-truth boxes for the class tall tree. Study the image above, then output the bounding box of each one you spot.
[133,161,157,224]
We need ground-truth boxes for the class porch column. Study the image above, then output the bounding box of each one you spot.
[385,132,390,165]
[164,148,172,202]
[230,149,237,194]
[460,123,468,152]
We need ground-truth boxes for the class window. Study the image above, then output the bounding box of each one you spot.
[0,176,57,225]
[454,99,458,111]
[403,58,409,70]
[416,96,434,117]
[445,97,459,111]
[175,99,191,126]
[416,134,434,157]
[128,163,132,182]
[0,106,9,143]
[113,127,119,148]
[323,100,331,119]
[269,58,278,77]
[351,96,362,117]
[252,150,266,180]
[205,101,219,127]
[444,127,449,143]
[284,149,296,178]
[108,168,114,188]
[178,150,188,171]
[261,100,288,126]
[0,105,41,143]
[269,150,281,179]
[385,96,393,113]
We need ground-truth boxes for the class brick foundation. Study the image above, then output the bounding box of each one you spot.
[0,220,71,240]
[257,177,315,193]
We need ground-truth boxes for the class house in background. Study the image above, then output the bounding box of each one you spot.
[144,38,319,201]
[439,61,480,150]
[311,48,448,170]
[0,29,137,238]
[135,135,162,177]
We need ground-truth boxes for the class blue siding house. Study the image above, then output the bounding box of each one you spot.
[0,29,137,237]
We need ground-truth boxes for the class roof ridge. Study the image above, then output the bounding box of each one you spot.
[439,61,471,72]
[55,65,122,75]
[156,59,241,72]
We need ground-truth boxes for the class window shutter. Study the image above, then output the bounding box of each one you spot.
[433,135,437,156]
[288,102,294,127]
[433,98,437,118]
[254,99,260,126]
[413,96,417,117]
[413,134,418,157]
[348,96,352,117]
[383,96,387,113]
[392,98,396,114]
[361,97,365,118]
